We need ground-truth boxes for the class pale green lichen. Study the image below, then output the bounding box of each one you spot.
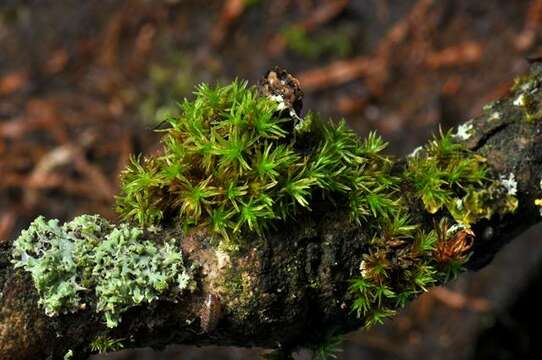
[11,215,192,328]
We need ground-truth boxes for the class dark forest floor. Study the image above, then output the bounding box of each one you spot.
[2,1,542,359]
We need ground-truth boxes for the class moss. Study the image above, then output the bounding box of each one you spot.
[221,268,257,321]
[405,131,517,224]
[11,215,193,328]
[116,81,394,249]
[89,335,124,354]
[309,330,343,360]
[348,130,518,327]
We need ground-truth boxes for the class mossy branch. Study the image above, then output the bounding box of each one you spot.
[2,65,542,360]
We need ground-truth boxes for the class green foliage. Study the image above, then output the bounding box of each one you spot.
[404,131,487,216]
[405,130,517,224]
[311,331,344,360]
[347,129,518,328]
[89,336,125,354]
[12,215,192,328]
[116,81,393,247]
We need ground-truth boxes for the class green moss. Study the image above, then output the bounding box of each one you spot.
[11,215,193,328]
[404,131,517,224]
[89,336,124,354]
[116,81,394,248]
[348,130,518,327]
[309,330,343,360]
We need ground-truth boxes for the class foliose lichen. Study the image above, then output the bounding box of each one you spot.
[11,215,193,328]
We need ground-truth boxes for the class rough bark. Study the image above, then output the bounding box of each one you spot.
[2,63,542,360]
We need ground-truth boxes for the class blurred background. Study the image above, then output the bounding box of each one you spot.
[1,0,542,359]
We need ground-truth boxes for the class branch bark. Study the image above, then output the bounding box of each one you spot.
[2,63,542,360]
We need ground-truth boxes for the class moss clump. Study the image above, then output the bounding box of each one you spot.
[349,131,518,327]
[404,131,517,224]
[11,215,192,328]
[405,132,487,215]
[89,336,124,354]
[116,81,393,248]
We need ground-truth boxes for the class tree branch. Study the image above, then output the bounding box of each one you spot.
[2,63,542,360]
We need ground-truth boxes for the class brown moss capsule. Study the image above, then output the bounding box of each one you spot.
[434,220,474,265]
[200,294,221,333]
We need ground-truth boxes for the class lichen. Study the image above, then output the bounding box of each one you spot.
[11,215,193,328]
[499,173,518,196]
[488,112,501,122]
[453,122,474,140]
